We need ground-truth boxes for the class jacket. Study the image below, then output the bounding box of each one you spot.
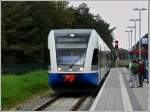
[139,64,144,75]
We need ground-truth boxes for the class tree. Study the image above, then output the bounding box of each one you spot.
[1,1,115,64]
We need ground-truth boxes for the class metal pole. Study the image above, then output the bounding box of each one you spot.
[125,30,131,60]
[128,31,130,60]
[131,29,133,50]
[134,20,136,45]
[116,49,118,68]
[129,19,140,46]
[127,26,135,50]
[133,8,147,59]
[139,10,141,59]
[126,39,128,62]
[128,31,130,50]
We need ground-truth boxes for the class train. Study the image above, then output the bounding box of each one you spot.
[48,29,111,92]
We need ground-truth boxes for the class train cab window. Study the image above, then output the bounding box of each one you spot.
[92,49,98,65]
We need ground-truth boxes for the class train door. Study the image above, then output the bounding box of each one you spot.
[99,45,101,81]
[91,48,99,84]
[91,49,98,66]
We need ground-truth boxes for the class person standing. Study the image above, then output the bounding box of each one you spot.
[138,59,144,87]
[130,60,139,88]
[128,61,133,82]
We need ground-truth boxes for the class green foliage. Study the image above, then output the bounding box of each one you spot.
[131,63,139,74]
[1,70,50,109]
[2,1,115,64]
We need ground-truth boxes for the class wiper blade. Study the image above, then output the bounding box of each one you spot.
[68,57,80,68]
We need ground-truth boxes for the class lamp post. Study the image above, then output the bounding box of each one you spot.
[125,30,131,50]
[133,8,147,59]
[125,30,132,60]
[125,31,128,62]
[129,19,140,46]
[127,26,135,50]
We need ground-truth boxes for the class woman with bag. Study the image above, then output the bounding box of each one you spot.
[130,60,139,88]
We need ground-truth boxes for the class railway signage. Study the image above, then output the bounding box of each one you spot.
[141,38,148,45]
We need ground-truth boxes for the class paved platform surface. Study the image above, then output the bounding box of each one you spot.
[90,68,148,111]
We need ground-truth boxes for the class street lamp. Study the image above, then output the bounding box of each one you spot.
[127,26,135,49]
[125,30,131,50]
[133,8,147,59]
[125,30,131,61]
[129,19,140,45]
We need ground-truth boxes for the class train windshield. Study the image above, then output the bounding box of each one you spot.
[54,31,91,67]
[56,48,86,65]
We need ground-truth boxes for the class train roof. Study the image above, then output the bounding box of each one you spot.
[49,29,111,51]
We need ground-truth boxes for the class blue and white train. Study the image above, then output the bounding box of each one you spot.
[48,29,111,91]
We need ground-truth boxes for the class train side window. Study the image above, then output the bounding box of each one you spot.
[92,49,98,65]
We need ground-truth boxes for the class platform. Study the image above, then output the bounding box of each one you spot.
[90,68,148,111]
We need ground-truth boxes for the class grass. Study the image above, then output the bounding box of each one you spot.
[1,70,52,109]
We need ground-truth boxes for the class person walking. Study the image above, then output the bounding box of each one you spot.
[130,60,139,88]
[138,59,144,87]
[128,61,133,82]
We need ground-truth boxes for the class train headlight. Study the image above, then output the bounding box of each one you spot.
[80,67,84,71]
[57,67,62,71]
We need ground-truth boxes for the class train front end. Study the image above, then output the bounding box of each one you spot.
[48,29,100,91]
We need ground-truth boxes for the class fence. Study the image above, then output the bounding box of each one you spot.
[117,60,129,67]
[1,63,48,75]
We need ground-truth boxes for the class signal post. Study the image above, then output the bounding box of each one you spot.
[115,40,118,68]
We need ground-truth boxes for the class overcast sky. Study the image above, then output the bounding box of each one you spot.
[69,0,148,49]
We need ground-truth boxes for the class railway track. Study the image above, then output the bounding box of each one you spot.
[34,81,107,111]
[34,92,94,111]
[70,94,89,111]
[34,93,62,111]
[33,72,109,111]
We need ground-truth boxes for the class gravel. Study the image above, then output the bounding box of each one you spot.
[76,96,95,111]
[10,92,54,111]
